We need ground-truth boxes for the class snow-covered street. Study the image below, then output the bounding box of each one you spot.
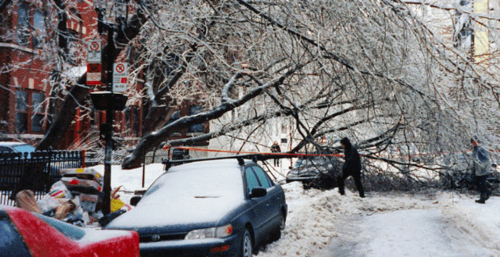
[257,182,500,257]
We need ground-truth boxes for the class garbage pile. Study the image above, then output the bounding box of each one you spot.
[16,168,130,227]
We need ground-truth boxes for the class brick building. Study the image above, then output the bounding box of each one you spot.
[0,0,209,150]
[0,0,97,146]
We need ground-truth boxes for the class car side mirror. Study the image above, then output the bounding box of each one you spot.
[130,195,142,206]
[250,187,267,198]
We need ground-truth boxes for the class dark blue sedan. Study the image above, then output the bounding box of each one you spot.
[106,157,287,257]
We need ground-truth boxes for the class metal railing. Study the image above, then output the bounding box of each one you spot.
[0,150,84,206]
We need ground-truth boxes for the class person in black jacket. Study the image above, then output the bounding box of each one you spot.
[271,141,281,167]
[338,137,365,198]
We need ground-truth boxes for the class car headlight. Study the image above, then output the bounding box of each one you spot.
[185,224,233,240]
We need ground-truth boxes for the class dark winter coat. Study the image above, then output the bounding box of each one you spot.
[271,144,281,153]
[341,137,361,173]
[472,146,491,176]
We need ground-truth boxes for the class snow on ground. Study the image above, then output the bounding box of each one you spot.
[257,182,500,257]
[89,164,165,204]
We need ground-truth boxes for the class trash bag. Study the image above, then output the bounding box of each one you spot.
[48,181,73,199]
[15,190,42,214]
[38,195,63,213]
[54,201,76,220]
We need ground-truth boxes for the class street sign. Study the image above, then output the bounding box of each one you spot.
[113,63,128,93]
[87,40,102,64]
[87,63,102,85]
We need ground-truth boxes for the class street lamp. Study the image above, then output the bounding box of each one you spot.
[90,0,129,215]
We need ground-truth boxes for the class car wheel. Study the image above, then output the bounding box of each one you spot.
[240,229,253,257]
[271,212,286,241]
[279,212,286,231]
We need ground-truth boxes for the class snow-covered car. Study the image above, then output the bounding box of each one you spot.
[286,156,343,184]
[0,205,140,257]
[106,158,288,257]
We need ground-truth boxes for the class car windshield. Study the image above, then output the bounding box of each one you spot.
[12,144,35,153]
[142,160,244,202]
[34,213,86,241]
[11,144,35,158]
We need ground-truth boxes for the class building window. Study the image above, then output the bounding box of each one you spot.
[188,105,204,133]
[15,91,45,134]
[17,3,30,46]
[124,106,141,136]
[31,92,44,133]
[133,107,140,136]
[33,10,45,48]
[124,108,131,133]
[167,110,181,135]
[15,91,28,133]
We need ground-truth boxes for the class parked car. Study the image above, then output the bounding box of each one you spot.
[106,158,288,257]
[0,205,140,257]
[0,142,35,157]
[286,156,343,186]
[0,141,82,192]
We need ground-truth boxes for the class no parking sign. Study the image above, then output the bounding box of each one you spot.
[113,63,128,93]
[87,40,102,85]
[87,40,102,64]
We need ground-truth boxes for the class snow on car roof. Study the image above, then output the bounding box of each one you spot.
[141,159,245,201]
[168,158,246,173]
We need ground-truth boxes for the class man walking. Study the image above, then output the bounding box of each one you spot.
[471,137,491,204]
[271,141,281,167]
[338,137,365,198]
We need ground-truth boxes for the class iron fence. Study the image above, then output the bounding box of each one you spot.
[0,150,84,206]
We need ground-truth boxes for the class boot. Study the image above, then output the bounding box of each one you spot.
[475,199,486,204]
